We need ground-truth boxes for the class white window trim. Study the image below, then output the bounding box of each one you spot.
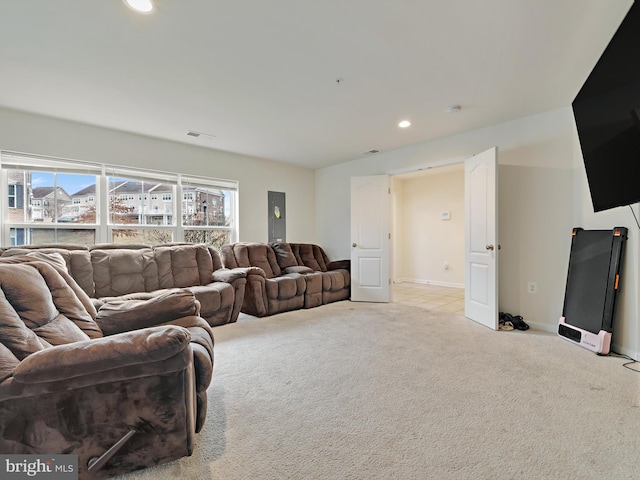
[1,150,239,247]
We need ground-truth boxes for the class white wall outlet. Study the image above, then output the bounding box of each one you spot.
[441,211,450,220]
[443,261,449,270]
[527,282,537,294]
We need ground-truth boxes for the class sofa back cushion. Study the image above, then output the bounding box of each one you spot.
[91,247,159,297]
[221,243,281,278]
[0,246,95,297]
[154,243,214,288]
[0,262,101,364]
[289,243,329,272]
[271,242,298,269]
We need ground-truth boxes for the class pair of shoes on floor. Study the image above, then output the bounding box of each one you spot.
[498,312,513,330]
[499,312,529,331]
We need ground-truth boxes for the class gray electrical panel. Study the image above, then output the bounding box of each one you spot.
[268,191,286,243]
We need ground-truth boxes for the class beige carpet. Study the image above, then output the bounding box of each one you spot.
[121,301,640,480]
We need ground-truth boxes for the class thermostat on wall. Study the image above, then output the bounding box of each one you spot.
[441,211,451,220]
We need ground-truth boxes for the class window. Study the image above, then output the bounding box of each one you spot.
[181,177,237,250]
[1,151,238,249]
[8,184,23,208]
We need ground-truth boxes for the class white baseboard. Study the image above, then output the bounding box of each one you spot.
[394,277,464,289]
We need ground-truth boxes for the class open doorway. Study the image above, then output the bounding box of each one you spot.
[391,163,465,313]
[351,147,497,329]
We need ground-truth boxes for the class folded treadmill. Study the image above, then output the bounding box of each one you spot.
[558,227,627,354]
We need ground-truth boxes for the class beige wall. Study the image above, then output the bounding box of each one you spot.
[393,166,465,287]
[0,106,316,243]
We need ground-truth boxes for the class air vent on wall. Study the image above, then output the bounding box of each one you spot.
[187,130,216,140]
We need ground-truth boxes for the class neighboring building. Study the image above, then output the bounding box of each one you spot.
[68,180,227,226]
[7,170,29,224]
[31,187,72,222]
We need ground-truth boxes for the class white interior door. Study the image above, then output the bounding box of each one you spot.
[464,147,498,329]
[350,175,390,302]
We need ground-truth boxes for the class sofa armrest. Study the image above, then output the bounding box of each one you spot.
[13,326,190,384]
[95,290,199,336]
[240,266,266,278]
[211,267,247,284]
[283,266,314,274]
[327,259,350,272]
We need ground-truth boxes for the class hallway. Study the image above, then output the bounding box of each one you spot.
[393,282,465,314]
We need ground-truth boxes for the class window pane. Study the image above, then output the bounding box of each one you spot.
[184,229,230,250]
[111,228,174,245]
[62,173,99,224]
[182,184,234,228]
[108,177,175,226]
[10,228,96,246]
[6,169,98,224]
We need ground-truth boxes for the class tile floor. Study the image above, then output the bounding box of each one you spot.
[393,282,465,314]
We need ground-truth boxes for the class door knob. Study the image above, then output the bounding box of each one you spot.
[486,244,494,251]
[352,243,357,248]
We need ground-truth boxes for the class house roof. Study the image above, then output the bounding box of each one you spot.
[0,1,633,168]
[32,187,70,199]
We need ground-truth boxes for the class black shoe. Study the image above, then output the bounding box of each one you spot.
[510,315,529,330]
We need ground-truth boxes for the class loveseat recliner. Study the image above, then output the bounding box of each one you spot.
[0,256,214,479]
[220,242,350,317]
[0,242,247,327]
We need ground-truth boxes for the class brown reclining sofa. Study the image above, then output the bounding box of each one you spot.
[0,242,247,327]
[220,242,350,317]
[0,255,214,479]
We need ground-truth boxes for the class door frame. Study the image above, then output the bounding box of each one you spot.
[386,153,498,325]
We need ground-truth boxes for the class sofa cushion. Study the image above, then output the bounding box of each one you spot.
[290,243,328,272]
[95,289,199,336]
[1,247,95,297]
[0,343,19,382]
[91,248,159,297]
[0,262,100,360]
[226,243,281,279]
[25,251,68,273]
[154,244,214,288]
[271,242,298,269]
[264,274,305,300]
[323,270,347,292]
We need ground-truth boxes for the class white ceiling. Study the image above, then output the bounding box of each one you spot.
[0,1,633,169]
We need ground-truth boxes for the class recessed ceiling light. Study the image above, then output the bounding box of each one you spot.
[123,0,154,13]
[398,120,411,128]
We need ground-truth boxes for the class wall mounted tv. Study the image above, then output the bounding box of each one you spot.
[572,1,640,212]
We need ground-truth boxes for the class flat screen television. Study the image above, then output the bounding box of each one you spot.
[572,1,640,212]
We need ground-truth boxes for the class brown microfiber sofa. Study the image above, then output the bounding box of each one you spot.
[0,256,214,479]
[0,242,247,327]
[220,242,350,317]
